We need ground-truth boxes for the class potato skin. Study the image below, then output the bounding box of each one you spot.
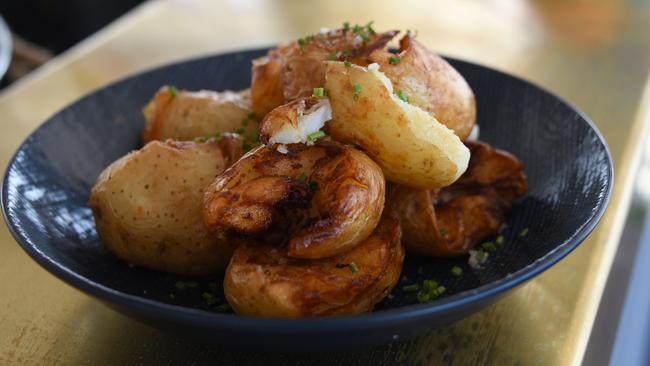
[142,86,256,143]
[369,36,476,140]
[324,61,469,189]
[224,213,404,317]
[250,28,397,118]
[203,140,385,259]
[89,138,243,275]
[386,141,527,257]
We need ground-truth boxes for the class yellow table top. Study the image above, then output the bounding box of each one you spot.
[1,0,649,364]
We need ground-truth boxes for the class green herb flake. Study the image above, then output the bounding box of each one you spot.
[247,111,256,119]
[496,235,504,245]
[307,130,326,142]
[481,241,497,252]
[312,87,326,97]
[343,60,352,68]
[396,89,409,103]
[519,228,529,238]
[352,82,362,100]
[214,303,231,312]
[366,21,376,35]
[349,262,359,274]
[202,292,218,305]
[403,284,420,292]
[169,85,178,98]
[475,249,487,263]
[388,56,401,65]
[416,292,430,303]
[343,21,350,31]
[297,172,308,183]
[451,266,463,277]
[309,181,319,191]
[326,52,338,61]
[236,128,245,134]
[194,131,222,143]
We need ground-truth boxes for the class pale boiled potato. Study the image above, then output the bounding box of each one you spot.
[324,61,470,189]
[369,35,476,140]
[224,213,404,317]
[142,86,257,143]
[89,137,243,275]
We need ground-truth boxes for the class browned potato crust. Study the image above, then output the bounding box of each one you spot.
[386,141,527,257]
[224,213,404,317]
[203,140,385,259]
[89,138,243,275]
[369,35,476,140]
[142,86,256,143]
[250,28,397,118]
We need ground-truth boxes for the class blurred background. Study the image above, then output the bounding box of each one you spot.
[0,0,648,364]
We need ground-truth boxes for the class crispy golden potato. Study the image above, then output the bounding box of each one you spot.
[142,86,256,143]
[251,27,397,118]
[386,141,527,257]
[224,213,404,317]
[89,137,244,275]
[369,35,476,140]
[203,140,385,259]
[324,61,470,189]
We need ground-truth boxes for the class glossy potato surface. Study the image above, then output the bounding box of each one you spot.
[224,214,404,317]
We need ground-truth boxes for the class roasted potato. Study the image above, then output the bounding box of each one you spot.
[89,137,243,275]
[142,86,257,143]
[386,141,527,256]
[369,35,476,140]
[224,213,404,317]
[251,26,397,118]
[324,61,470,189]
[203,140,385,259]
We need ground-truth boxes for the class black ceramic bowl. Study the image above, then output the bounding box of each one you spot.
[2,49,612,352]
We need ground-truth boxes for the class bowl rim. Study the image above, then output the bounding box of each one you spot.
[1,48,614,333]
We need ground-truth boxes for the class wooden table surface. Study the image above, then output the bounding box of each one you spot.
[1,0,649,364]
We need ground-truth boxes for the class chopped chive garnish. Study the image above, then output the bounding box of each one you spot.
[440,227,449,237]
[169,85,178,97]
[352,82,362,100]
[352,24,364,33]
[496,235,504,245]
[307,130,326,141]
[417,292,430,303]
[236,128,245,134]
[214,303,231,312]
[343,21,350,31]
[451,266,463,277]
[349,262,359,274]
[388,56,401,65]
[312,87,326,97]
[202,292,217,305]
[475,249,487,262]
[343,60,352,68]
[366,21,376,35]
[481,241,496,252]
[396,89,409,103]
[326,52,338,61]
[309,181,318,191]
[519,228,529,237]
[297,172,308,183]
[403,284,420,292]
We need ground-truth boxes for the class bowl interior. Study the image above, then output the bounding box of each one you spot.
[2,49,612,323]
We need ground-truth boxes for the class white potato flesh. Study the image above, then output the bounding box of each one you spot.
[324,61,470,189]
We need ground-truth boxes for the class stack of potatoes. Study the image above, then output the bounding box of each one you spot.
[90,24,525,318]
